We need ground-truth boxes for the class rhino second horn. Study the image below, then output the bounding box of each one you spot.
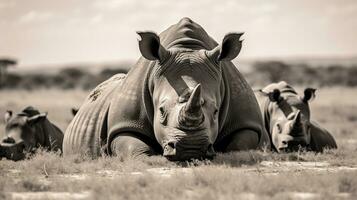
[291,111,304,135]
[293,111,302,126]
[185,84,202,113]
[179,85,204,127]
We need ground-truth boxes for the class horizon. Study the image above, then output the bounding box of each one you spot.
[1,0,357,67]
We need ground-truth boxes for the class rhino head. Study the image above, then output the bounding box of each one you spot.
[267,88,316,152]
[0,107,47,161]
[138,31,243,160]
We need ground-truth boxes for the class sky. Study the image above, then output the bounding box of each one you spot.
[1,0,357,67]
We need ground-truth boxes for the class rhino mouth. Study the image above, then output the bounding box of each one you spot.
[176,125,205,132]
[162,130,215,161]
[163,143,215,161]
[0,141,27,161]
[277,139,309,152]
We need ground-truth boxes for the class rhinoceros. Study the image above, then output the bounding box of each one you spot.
[254,81,337,152]
[63,18,268,161]
[1,106,63,161]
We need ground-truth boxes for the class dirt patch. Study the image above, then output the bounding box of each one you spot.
[9,191,91,200]
[6,161,357,180]
[8,191,351,200]
[4,161,357,199]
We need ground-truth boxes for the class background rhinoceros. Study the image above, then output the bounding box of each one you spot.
[63,18,268,161]
[1,106,63,161]
[254,81,337,152]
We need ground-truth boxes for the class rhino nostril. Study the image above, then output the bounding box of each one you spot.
[2,137,15,144]
[282,141,288,145]
[167,141,176,149]
[278,147,287,152]
[163,141,177,157]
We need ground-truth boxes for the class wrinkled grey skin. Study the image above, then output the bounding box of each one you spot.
[64,18,265,161]
[254,82,337,152]
[0,107,63,161]
[150,52,223,160]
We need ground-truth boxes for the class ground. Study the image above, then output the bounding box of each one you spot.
[0,87,357,200]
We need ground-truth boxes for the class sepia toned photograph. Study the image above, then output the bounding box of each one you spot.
[1,0,357,199]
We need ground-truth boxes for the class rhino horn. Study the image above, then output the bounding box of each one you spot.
[185,84,202,113]
[179,84,204,128]
[293,111,301,125]
[291,111,303,135]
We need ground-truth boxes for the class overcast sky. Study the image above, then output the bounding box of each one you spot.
[1,0,357,67]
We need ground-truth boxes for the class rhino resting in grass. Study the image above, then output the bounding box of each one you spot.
[63,18,269,161]
[1,106,63,161]
[254,81,337,152]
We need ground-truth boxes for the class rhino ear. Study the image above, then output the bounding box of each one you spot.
[71,108,78,116]
[27,113,47,125]
[4,110,13,123]
[207,33,243,62]
[302,88,316,103]
[268,89,282,102]
[137,31,169,62]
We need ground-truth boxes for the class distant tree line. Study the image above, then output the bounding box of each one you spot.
[3,68,128,90]
[1,61,357,90]
[246,61,357,87]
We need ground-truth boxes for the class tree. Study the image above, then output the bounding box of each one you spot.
[0,58,17,87]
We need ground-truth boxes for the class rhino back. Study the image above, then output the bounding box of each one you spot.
[63,74,126,157]
[159,18,217,50]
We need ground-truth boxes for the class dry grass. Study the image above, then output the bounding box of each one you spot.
[1,87,357,199]
[1,152,357,199]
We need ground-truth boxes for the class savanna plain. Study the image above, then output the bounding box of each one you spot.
[0,87,357,200]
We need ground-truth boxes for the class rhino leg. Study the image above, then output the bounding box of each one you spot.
[223,129,259,151]
[110,133,158,158]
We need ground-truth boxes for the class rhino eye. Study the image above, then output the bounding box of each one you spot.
[159,106,168,125]
[214,109,218,118]
[276,124,282,133]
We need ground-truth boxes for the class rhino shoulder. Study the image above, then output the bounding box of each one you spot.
[63,73,127,157]
[309,121,337,152]
[87,73,126,102]
[42,120,64,152]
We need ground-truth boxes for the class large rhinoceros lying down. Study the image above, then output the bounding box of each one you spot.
[254,82,337,152]
[63,17,269,161]
[0,106,63,161]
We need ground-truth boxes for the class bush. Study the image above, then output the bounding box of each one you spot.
[59,67,88,80]
[2,73,22,89]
